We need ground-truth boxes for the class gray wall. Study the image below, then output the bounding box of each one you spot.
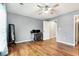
[7,13,43,42]
[53,10,79,46]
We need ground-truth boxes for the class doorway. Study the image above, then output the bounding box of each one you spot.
[43,20,57,40]
[74,15,79,46]
[49,20,57,39]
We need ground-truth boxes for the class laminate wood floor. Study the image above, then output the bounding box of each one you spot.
[8,39,79,56]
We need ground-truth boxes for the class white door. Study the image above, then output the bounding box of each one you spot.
[43,21,50,40]
[49,21,57,39]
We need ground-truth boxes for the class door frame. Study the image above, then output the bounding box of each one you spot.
[74,14,79,46]
[43,20,57,40]
[43,21,50,40]
[50,20,57,40]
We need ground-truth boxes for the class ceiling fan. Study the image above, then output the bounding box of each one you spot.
[19,3,24,5]
[36,3,59,15]
[19,3,59,15]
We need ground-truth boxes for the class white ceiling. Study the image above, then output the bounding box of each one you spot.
[7,3,79,20]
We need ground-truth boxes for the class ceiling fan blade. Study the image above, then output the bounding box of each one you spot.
[51,8,55,11]
[50,12,53,14]
[37,5,43,9]
[50,9,59,14]
[19,3,24,5]
[38,12,43,15]
[53,4,59,7]
[50,10,54,14]
[49,4,59,14]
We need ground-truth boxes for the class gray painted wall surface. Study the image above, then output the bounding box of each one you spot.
[7,13,43,42]
[53,10,79,46]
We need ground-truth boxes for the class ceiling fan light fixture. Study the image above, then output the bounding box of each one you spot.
[48,8,52,11]
[44,11,49,13]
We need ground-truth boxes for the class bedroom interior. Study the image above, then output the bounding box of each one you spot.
[0,3,79,56]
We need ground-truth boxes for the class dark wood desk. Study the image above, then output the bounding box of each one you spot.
[31,32,43,41]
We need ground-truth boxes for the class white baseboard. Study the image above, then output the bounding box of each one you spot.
[43,39,49,40]
[56,40,75,46]
[15,39,75,46]
[15,39,33,43]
